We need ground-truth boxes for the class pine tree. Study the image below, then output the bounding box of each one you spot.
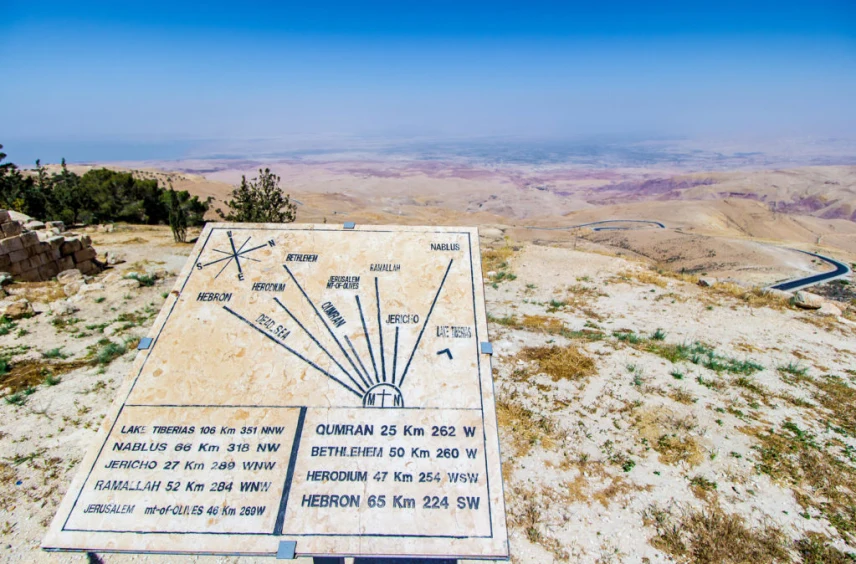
[217,168,297,223]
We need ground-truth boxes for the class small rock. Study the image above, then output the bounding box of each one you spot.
[116,278,140,289]
[0,272,13,286]
[487,271,497,278]
[817,302,842,317]
[63,281,82,297]
[0,299,34,319]
[697,277,717,288]
[79,283,105,293]
[150,269,169,280]
[102,272,126,286]
[105,251,126,266]
[56,269,83,284]
[792,291,824,310]
[51,300,79,316]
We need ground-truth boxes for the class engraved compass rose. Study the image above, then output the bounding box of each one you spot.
[197,230,275,280]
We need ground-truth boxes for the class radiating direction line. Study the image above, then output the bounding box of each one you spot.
[273,297,368,393]
[222,306,362,398]
[282,264,368,386]
[391,326,400,386]
[398,259,454,387]
[355,295,380,384]
[344,335,374,389]
[375,277,386,383]
[227,232,242,275]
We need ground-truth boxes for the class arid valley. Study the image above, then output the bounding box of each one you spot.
[2,154,856,563]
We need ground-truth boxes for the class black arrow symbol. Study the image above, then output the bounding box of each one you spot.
[437,348,453,360]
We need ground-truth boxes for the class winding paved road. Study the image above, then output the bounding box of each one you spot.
[528,219,666,232]
[525,219,851,291]
[767,251,851,292]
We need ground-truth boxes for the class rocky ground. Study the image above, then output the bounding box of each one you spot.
[1,225,855,563]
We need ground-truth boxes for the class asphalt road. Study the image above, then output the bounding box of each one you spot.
[528,220,666,231]
[768,250,852,292]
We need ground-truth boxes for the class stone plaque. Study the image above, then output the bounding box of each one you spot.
[43,224,509,560]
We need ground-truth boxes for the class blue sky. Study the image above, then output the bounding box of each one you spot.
[2,1,855,161]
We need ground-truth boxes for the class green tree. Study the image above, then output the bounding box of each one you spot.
[49,159,86,224]
[217,168,297,223]
[165,186,188,242]
[0,144,33,212]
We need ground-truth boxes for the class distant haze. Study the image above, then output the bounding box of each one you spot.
[2,1,855,165]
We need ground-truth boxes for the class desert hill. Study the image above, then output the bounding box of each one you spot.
[40,161,856,283]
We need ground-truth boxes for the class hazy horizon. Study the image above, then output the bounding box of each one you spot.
[3,1,855,166]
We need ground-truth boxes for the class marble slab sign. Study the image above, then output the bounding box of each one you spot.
[43,224,509,560]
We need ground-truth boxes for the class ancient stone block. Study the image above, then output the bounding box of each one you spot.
[3,221,23,237]
[2,235,24,253]
[76,260,98,275]
[18,267,42,282]
[47,236,64,250]
[60,238,83,256]
[74,247,97,263]
[8,249,28,263]
[0,210,10,223]
[39,261,60,280]
[20,231,40,247]
[57,256,75,272]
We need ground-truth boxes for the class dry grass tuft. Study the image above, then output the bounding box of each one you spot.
[0,359,91,395]
[519,315,565,333]
[481,242,515,273]
[521,345,596,382]
[618,269,669,288]
[812,375,856,437]
[745,421,856,541]
[496,395,559,457]
[634,409,704,466]
[708,284,792,310]
[0,462,16,509]
[644,502,791,564]
[798,314,852,335]
[487,313,606,341]
[6,281,69,303]
[670,388,697,405]
[794,532,855,563]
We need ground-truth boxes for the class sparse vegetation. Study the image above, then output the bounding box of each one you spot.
[496,395,558,457]
[644,502,790,564]
[778,362,808,378]
[41,348,67,360]
[125,272,156,287]
[749,421,856,540]
[93,341,127,365]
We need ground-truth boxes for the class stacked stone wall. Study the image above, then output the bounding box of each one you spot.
[0,210,101,282]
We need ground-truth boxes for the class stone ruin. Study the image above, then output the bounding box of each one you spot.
[0,209,101,283]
